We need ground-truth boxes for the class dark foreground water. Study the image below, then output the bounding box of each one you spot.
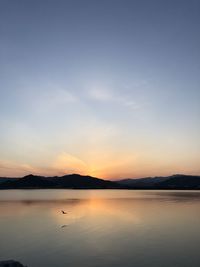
[0,190,200,267]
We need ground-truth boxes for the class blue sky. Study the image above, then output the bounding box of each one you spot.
[0,0,200,178]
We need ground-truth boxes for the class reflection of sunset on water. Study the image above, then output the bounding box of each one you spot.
[1,190,200,267]
[50,197,141,228]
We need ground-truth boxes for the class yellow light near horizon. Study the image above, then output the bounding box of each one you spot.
[50,196,141,227]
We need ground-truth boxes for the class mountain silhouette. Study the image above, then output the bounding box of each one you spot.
[117,176,168,187]
[0,174,200,190]
[0,174,119,189]
[51,174,119,188]
[157,174,200,189]
[117,174,200,189]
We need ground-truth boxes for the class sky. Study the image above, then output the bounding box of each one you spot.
[0,0,200,179]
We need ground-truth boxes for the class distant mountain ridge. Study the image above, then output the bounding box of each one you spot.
[0,174,119,189]
[117,176,168,186]
[117,174,200,189]
[0,177,18,184]
[0,174,200,189]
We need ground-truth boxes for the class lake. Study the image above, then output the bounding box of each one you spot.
[0,190,200,267]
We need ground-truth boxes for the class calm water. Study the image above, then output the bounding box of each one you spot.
[0,190,200,267]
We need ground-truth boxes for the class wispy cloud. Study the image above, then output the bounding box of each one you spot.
[87,86,143,110]
[36,87,78,111]
[0,159,43,177]
[20,83,78,113]
[52,152,88,175]
[0,159,60,177]
[87,87,113,101]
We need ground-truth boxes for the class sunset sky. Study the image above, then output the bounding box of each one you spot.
[0,0,200,179]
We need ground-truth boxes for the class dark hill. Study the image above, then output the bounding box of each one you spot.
[0,174,200,190]
[0,174,119,189]
[0,174,56,189]
[157,174,200,189]
[0,177,18,184]
[117,176,168,188]
[117,174,200,189]
[53,174,119,189]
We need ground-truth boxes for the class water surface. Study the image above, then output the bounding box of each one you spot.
[0,190,200,267]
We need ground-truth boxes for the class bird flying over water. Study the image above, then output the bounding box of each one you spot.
[61,225,68,228]
[61,210,67,214]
